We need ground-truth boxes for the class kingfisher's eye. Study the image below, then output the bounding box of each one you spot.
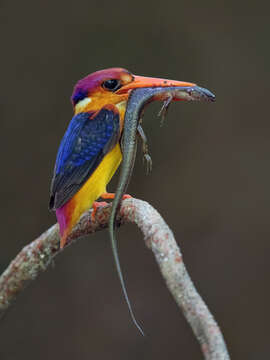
[102,79,121,92]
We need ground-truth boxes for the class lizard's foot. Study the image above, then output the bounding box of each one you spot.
[137,124,152,174]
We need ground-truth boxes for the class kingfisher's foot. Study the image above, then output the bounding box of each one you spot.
[100,192,132,200]
[91,201,108,221]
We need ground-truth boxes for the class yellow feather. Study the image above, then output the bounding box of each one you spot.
[68,143,122,231]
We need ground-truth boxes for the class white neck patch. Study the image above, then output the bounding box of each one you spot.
[75,97,92,112]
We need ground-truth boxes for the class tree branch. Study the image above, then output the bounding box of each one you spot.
[0,198,230,359]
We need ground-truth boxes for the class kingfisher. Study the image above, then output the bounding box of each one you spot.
[49,67,215,334]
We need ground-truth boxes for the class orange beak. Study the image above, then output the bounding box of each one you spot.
[119,75,195,93]
[117,74,215,102]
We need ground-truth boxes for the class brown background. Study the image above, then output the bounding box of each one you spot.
[1,0,270,359]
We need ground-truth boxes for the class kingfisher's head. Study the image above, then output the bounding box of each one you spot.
[71,68,132,113]
[71,67,214,116]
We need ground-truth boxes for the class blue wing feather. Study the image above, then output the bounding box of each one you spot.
[49,107,120,210]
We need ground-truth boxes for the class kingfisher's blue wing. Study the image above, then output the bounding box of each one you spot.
[49,107,120,210]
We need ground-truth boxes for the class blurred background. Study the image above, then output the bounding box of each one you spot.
[1,0,270,358]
